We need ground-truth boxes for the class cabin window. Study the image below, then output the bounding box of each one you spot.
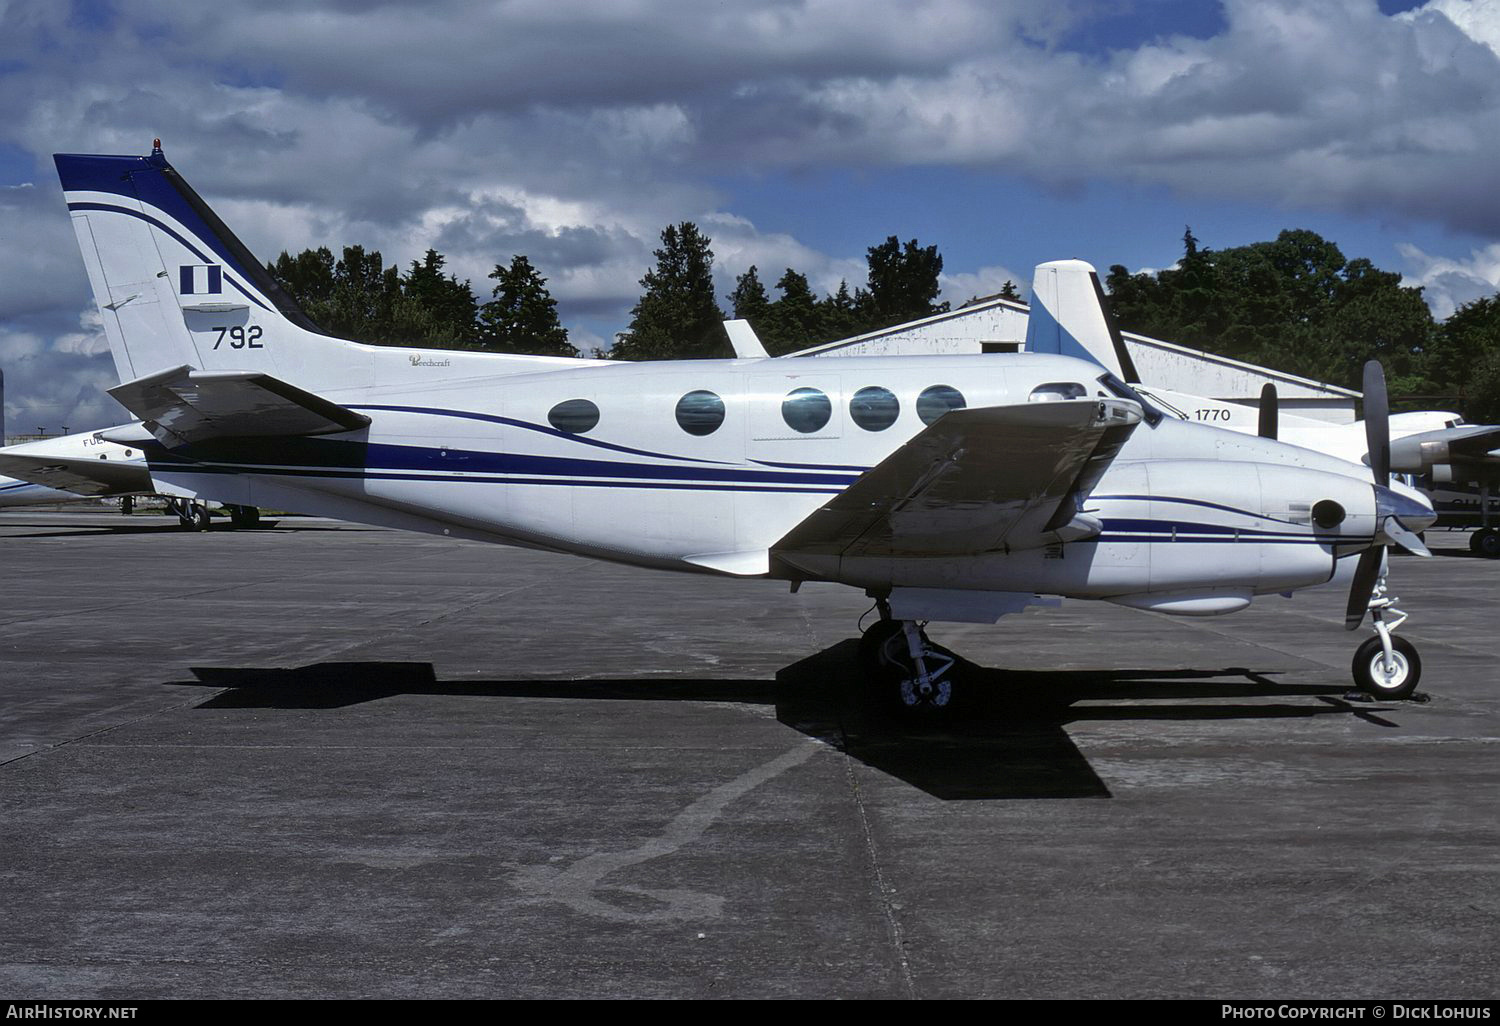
[547,398,600,434]
[1028,382,1087,403]
[916,384,966,425]
[676,390,726,436]
[782,387,833,434]
[850,386,900,431]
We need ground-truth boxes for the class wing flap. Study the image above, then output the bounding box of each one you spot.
[774,398,1141,563]
[108,365,370,445]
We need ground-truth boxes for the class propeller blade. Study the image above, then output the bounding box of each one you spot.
[1383,517,1432,557]
[1345,546,1385,630]
[1258,383,1278,440]
[1363,360,1390,485]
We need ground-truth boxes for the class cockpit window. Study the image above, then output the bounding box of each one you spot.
[1028,382,1087,403]
[1097,372,1163,426]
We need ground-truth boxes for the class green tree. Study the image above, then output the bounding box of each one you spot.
[614,222,728,360]
[764,268,823,354]
[1105,228,1436,393]
[816,279,869,342]
[479,255,576,357]
[728,265,771,324]
[865,235,948,325]
[403,249,478,346]
[1438,297,1500,422]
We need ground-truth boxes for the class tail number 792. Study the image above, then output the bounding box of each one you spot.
[213,326,264,349]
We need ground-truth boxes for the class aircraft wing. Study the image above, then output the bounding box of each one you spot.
[772,398,1141,567]
[107,365,371,445]
[0,450,152,497]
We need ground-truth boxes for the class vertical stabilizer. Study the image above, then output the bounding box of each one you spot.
[1024,259,1140,382]
[53,144,336,385]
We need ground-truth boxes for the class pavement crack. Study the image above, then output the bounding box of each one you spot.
[846,756,916,999]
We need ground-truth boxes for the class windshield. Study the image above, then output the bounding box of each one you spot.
[1097,372,1163,426]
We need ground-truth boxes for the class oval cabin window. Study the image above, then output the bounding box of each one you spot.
[916,385,966,425]
[675,390,726,436]
[849,386,900,431]
[782,387,833,434]
[547,398,600,434]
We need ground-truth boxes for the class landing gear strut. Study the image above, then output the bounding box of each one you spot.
[166,497,211,531]
[1352,572,1421,700]
[859,595,958,711]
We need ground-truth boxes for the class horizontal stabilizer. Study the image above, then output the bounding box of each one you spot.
[723,320,770,359]
[108,365,371,445]
[773,398,1141,567]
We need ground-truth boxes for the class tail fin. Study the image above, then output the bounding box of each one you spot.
[1024,259,1140,382]
[54,143,330,384]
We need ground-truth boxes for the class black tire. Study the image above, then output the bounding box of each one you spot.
[227,504,260,529]
[858,621,905,684]
[1351,635,1421,700]
[858,621,960,714]
[193,504,211,532]
[1477,530,1500,559]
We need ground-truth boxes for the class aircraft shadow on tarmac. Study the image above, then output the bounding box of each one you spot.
[173,640,1397,801]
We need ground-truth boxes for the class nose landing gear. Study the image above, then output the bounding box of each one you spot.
[1352,574,1422,700]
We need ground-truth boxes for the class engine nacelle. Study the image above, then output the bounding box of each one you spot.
[1109,459,1377,603]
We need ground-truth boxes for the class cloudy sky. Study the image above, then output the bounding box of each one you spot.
[3,0,1499,433]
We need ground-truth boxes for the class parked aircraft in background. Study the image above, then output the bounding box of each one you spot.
[50,144,1436,705]
[0,428,258,528]
[1026,259,1500,558]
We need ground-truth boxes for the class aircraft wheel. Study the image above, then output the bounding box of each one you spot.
[896,663,956,712]
[858,620,905,683]
[192,504,211,532]
[227,504,261,529]
[1352,635,1421,700]
[1476,529,1500,559]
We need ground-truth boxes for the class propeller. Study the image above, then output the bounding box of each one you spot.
[1363,360,1390,484]
[1345,360,1432,630]
[1257,383,1278,440]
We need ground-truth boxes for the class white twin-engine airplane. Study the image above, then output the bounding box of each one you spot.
[52,144,1437,707]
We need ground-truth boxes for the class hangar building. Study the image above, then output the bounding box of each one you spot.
[793,295,1360,424]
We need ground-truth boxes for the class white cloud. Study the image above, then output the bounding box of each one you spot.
[5,0,1500,423]
[1396,241,1500,319]
[940,264,1029,307]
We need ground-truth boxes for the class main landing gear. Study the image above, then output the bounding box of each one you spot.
[162,500,263,531]
[859,595,959,712]
[1351,572,1422,700]
[165,497,211,531]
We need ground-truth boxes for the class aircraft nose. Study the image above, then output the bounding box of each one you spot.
[1375,484,1437,534]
